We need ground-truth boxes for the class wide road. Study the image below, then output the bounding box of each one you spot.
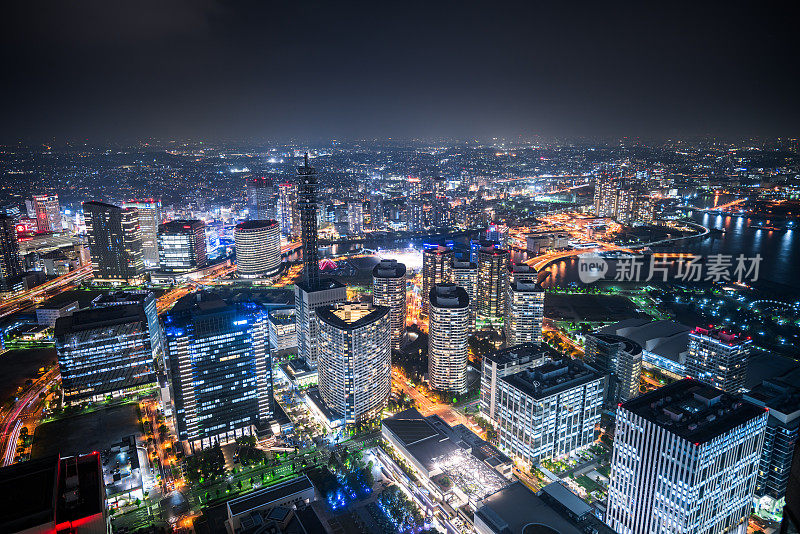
[0,264,93,319]
[391,369,484,437]
[0,367,60,466]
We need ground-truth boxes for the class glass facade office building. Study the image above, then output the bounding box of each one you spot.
[55,303,159,404]
[164,292,272,452]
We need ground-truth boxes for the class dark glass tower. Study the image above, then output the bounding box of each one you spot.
[297,153,320,289]
[0,215,23,290]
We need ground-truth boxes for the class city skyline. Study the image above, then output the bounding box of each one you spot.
[1,3,799,533]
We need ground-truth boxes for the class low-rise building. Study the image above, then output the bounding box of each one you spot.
[35,296,79,328]
[382,408,511,510]
[597,318,690,378]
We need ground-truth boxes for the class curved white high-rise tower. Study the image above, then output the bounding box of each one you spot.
[428,283,469,393]
[317,302,391,423]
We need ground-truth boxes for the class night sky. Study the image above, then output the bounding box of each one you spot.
[1,1,797,142]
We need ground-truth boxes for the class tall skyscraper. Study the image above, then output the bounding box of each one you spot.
[504,279,545,346]
[584,332,643,404]
[508,262,538,285]
[157,219,207,273]
[276,182,300,238]
[405,177,425,231]
[122,200,162,268]
[782,440,800,533]
[83,201,145,284]
[32,193,62,233]
[686,326,752,393]
[431,176,448,228]
[606,379,768,534]
[164,292,272,452]
[743,377,800,514]
[234,220,281,278]
[247,175,277,220]
[0,215,23,290]
[428,283,470,393]
[494,358,604,465]
[317,302,391,423]
[55,295,161,404]
[295,154,346,366]
[347,201,364,235]
[372,259,407,351]
[297,154,320,289]
[421,246,453,319]
[477,246,510,329]
[369,193,384,230]
[452,259,477,333]
[593,172,653,224]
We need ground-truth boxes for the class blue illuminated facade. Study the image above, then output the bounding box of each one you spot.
[165,292,272,452]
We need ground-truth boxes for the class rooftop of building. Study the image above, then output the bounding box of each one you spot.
[485,342,559,367]
[37,291,81,309]
[383,408,510,500]
[743,375,800,424]
[0,453,104,533]
[587,332,643,356]
[423,245,453,256]
[226,475,314,517]
[82,200,120,210]
[382,408,461,471]
[746,352,800,390]
[475,482,593,534]
[690,325,751,346]
[508,262,536,273]
[169,287,294,316]
[429,283,469,309]
[295,277,346,294]
[267,306,295,324]
[502,358,603,400]
[54,303,146,336]
[598,318,690,362]
[0,456,57,531]
[452,260,477,269]
[316,302,389,330]
[92,289,152,307]
[236,219,278,230]
[478,246,510,256]
[622,378,767,444]
[372,259,406,278]
[158,219,204,232]
[509,279,545,292]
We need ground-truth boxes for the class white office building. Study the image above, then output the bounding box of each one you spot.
[686,326,752,394]
[317,302,391,423]
[295,279,347,367]
[584,332,643,405]
[606,379,768,534]
[495,358,604,466]
[428,283,470,393]
[480,343,556,423]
